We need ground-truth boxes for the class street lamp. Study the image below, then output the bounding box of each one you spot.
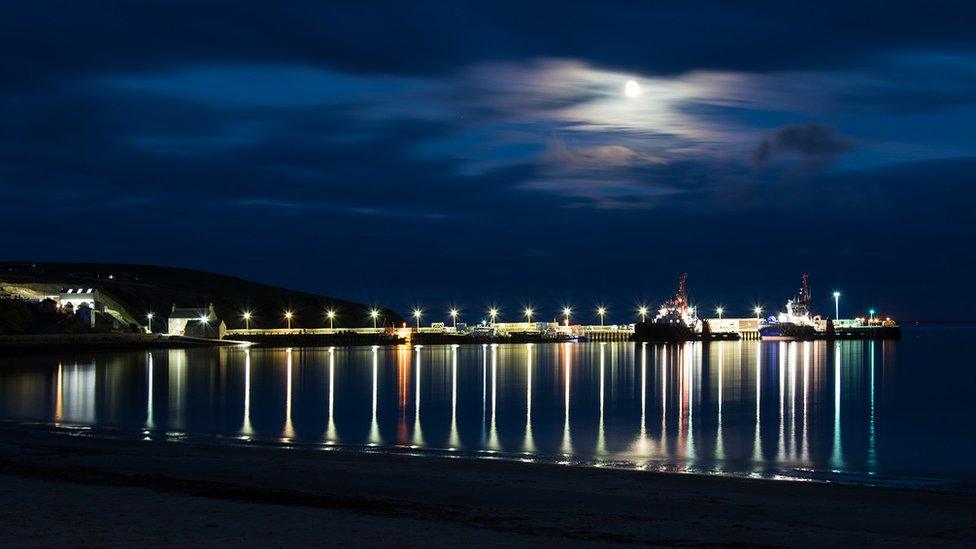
[753,306,763,320]
[412,308,423,330]
[869,308,876,322]
[832,291,841,320]
[326,309,335,330]
[716,307,724,319]
[523,307,534,323]
[449,308,459,329]
[146,312,154,333]
[597,306,607,326]
[637,305,649,323]
[242,311,251,330]
[370,308,380,329]
[488,307,499,326]
[284,310,293,330]
[562,306,572,326]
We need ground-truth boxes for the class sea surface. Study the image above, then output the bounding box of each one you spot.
[2,325,974,485]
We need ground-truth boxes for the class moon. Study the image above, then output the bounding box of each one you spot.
[624,79,641,98]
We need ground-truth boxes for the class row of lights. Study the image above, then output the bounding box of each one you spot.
[145,291,866,329]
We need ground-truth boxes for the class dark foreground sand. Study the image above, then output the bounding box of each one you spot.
[0,427,973,547]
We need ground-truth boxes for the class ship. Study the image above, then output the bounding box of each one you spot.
[633,273,700,342]
[759,274,820,340]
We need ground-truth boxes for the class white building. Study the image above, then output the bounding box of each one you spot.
[59,288,99,310]
[167,303,219,336]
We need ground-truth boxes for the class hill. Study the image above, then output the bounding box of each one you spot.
[0,262,403,332]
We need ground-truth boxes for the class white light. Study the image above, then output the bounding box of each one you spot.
[624,79,641,98]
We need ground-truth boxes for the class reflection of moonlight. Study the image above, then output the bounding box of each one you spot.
[624,79,641,98]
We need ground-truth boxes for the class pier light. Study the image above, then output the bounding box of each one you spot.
[637,305,649,322]
[524,307,534,323]
[716,307,724,319]
[449,308,460,328]
[833,291,841,319]
[488,307,499,326]
[284,310,293,329]
[146,312,154,333]
[326,309,336,329]
[370,308,380,329]
[562,307,572,326]
[412,308,423,329]
[597,306,607,326]
[753,306,763,319]
[242,311,252,330]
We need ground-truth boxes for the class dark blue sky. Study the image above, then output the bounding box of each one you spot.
[4,1,975,321]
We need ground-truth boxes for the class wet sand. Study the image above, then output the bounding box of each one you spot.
[0,426,973,547]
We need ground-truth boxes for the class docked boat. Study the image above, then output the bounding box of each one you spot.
[759,274,819,341]
[633,273,700,342]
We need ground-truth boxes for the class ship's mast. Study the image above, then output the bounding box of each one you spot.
[677,273,688,308]
[800,273,810,306]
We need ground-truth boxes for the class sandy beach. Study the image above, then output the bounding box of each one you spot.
[0,425,973,547]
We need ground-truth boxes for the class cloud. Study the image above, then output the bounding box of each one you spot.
[751,123,855,168]
[544,139,666,167]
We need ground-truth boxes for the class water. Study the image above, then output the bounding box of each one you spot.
[1,326,974,485]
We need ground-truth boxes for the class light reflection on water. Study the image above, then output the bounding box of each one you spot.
[2,328,975,483]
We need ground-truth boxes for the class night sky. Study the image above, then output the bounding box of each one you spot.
[4,2,975,321]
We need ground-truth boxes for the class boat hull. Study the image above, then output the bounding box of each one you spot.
[633,321,697,342]
[759,323,818,341]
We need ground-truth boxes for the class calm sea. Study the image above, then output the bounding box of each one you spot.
[2,325,974,485]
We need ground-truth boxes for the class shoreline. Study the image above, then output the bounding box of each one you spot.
[1,425,973,545]
[0,333,244,354]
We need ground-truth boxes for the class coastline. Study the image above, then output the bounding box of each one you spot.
[1,426,973,546]
[0,333,244,354]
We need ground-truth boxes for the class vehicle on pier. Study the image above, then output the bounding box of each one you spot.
[759,274,819,340]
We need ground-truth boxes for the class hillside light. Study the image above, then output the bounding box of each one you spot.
[449,308,460,328]
[242,311,252,330]
[524,307,534,323]
[284,310,293,329]
[637,305,649,322]
[412,308,423,329]
[326,309,336,329]
[833,291,841,320]
[753,306,763,319]
[488,307,499,326]
[597,306,607,326]
[716,307,724,319]
[562,307,572,326]
[370,308,380,329]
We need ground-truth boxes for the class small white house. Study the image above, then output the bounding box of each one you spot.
[167,303,219,336]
